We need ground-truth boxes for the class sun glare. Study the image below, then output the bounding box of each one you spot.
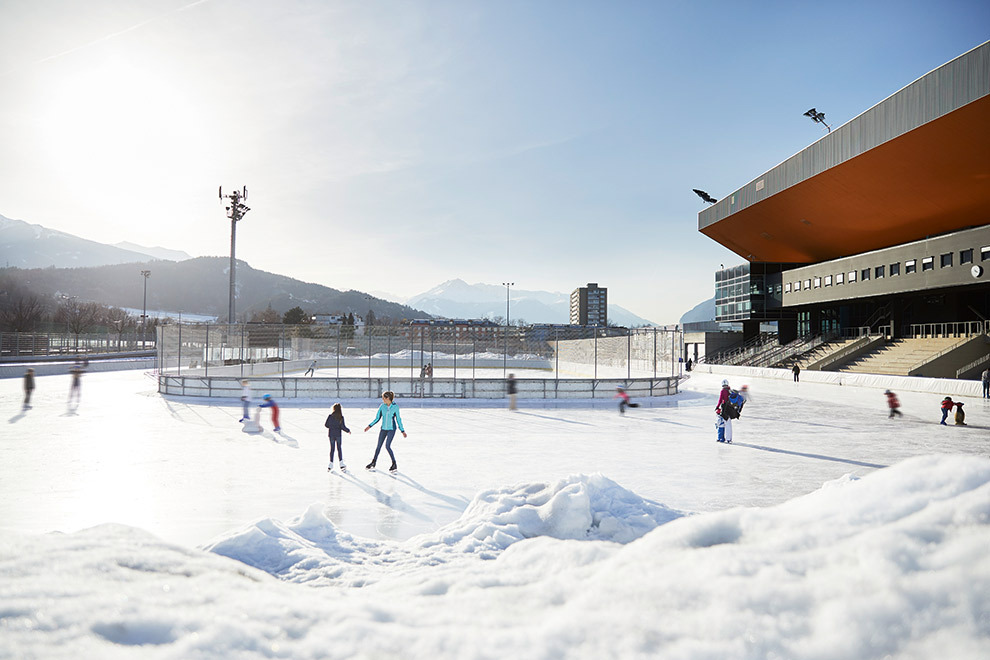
[41,58,212,197]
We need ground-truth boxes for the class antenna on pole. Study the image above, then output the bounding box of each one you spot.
[220,185,251,324]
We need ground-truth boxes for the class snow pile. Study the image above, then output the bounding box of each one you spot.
[203,474,683,586]
[3,456,988,659]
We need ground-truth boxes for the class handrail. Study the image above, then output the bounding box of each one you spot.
[956,352,990,378]
[810,335,882,371]
[910,321,985,338]
[908,334,981,373]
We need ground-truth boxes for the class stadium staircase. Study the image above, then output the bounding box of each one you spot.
[840,337,967,376]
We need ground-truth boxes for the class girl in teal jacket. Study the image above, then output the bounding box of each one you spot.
[364,391,407,472]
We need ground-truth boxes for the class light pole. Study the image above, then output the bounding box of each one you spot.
[220,185,250,323]
[803,107,832,132]
[502,282,513,377]
[141,270,150,347]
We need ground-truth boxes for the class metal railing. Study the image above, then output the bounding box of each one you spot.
[909,321,986,338]
[0,330,155,360]
[156,323,685,398]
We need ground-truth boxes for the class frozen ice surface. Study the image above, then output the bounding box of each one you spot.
[1,368,988,659]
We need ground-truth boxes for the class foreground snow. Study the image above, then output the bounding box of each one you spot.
[1,369,989,658]
[1,457,988,659]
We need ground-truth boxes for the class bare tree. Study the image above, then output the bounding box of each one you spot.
[105,307,135,349]
[0,295,47,332]
[55,300,104,347]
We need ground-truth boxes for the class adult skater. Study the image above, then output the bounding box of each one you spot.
[259,394,281,432]
[885,390,902,418]
[507,373,518,411]
[982,368,989,399]
[67,361,84,406]
[23,368,35,408]
[615,387,639,414]
[715,379,733,443]
[304,360,317,377]
[324,403,351,471]
[239,380,252,422]
[364,390,406,473]
[792,364,801,382]
[939,397,955,425]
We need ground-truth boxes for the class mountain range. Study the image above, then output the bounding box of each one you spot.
[1,212,661,325]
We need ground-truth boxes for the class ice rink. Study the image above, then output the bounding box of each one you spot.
[3,366,986,547]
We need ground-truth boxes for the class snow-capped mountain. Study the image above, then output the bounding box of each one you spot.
[0,213,169,269]
[405,279,656,326]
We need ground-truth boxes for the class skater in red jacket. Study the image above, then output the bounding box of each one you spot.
[884,390,902,418]
[939,397,954,425]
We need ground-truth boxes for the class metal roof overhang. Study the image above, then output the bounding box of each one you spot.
[700,94,990,263]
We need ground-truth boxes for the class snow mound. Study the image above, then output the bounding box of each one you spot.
[418,472,685,555]
[203,474,683,585]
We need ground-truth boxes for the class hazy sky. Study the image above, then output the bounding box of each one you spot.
[1,1,987,323]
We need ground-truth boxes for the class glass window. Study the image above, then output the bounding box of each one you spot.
[848,271,857,282]
[875,265,885,279]
[861,269,870,281]
[922,257,934,271]
[982,246,990,262]
[940,253,952,268]
[804,279,811,290]
[836,272,844,284]
[824,275,832,286]
[960,249,973,264]
[889,263,899,276]
[814,277,822,288]
[785,282,792,293]
[905,259,916,274]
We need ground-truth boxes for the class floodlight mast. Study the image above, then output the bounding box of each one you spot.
[220,186,251,324]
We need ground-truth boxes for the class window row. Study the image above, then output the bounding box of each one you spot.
[784,246,989,293]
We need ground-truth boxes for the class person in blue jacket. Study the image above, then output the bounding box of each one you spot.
[324,402,351,472]
[259,394,281,432]
[364,390,407,472]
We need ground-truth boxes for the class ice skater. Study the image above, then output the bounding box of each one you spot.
[304,360,317,377]
[239,380,252,422]
[982,368,989,399]
[364,390,406,473]
[324,403,351,471]
[507,373,518,411]
[940,397,955,425]
[259,394,281,432]
[67,361,84,407]
[792,364,801,382]
[23,368,35,409]
[615,387,639,414]
[954,401,966,426]
[885,390,902,418]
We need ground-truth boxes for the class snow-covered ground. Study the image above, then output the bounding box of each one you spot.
[1,369,988,659]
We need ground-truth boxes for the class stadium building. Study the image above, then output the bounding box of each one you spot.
[697,41,990,377]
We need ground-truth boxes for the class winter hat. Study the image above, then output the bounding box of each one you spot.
[942,396,952,402]
[263,394,272,400]
[721,379,729,387]
[884,390,891,394]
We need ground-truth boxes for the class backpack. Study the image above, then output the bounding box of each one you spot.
[721,390,743,420]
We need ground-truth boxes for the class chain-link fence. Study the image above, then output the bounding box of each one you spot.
[0,330,155,359]
[157,323,685,399]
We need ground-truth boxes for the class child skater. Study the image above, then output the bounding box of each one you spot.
[615,387,639,414]
[259,394,281,432]
[885,390,902,418]
[364,391,407,473]
[324,403,351,471]
[940,397,954,425]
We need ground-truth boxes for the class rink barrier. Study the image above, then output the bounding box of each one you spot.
[692,363,985,397]
[157,374,680,400]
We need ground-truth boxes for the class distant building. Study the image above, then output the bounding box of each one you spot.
[570,283,608,326]
[403,318,500,341]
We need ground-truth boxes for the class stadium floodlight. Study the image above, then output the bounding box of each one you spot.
[803,108,832,132]
[502,282,514,377]
[141,270,151,345]
[693,189,717,204]
[219,186,251,324]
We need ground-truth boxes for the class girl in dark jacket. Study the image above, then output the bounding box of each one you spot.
[324,403,351,472]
